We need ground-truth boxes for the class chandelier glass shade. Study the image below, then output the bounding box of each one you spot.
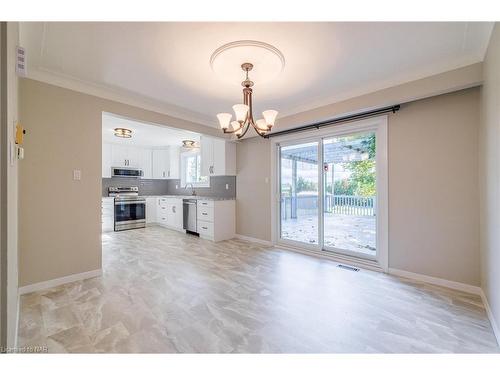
[216,63,277,139]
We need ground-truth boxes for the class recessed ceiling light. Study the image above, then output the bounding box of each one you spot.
[114,128,132,138]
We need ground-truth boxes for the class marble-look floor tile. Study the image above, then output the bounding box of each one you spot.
[17,226,499,353]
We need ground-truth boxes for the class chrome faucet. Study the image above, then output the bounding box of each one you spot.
[184,183,196,196]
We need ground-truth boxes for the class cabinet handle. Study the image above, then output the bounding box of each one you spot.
[202,226,208,230]
[172,206,176,213]
[202,212,207,215]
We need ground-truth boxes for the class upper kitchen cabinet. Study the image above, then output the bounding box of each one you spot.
[110,144,142,168]
[141,149,153,179]
[102,144,152,178]
[169,146,180,179]
[200,136,236,177]
[152,146,180,179]
[102,143,112,178]
[152,149,169,179]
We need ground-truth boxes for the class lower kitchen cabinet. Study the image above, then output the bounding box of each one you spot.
[156,197,183,231]
[197,199,235,242]
[145,197,157,224]
[101,197,114,232]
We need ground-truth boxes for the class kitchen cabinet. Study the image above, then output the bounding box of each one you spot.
[110,144,141,168]
[168,146,180,179]
[196,199,235,242]
[102,143,112,178]
[145,197,157,224]
[141,149,153,179]
[101,197,114,232]
[152,147,179,179]
[157,197,183,231]
[102,143,179,179]
[200,136,236,177]
[152,149,169,179]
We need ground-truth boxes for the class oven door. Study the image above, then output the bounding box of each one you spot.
[114,200,146,231]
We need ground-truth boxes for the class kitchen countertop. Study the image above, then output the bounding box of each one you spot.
[102,195,235,201]
[143,195,235,201]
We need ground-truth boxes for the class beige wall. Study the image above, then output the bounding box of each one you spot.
[236,137,272,241]
[237,88,481,286]
[19,78,221,287]
[278,63,482,130]
[479,24,500,331]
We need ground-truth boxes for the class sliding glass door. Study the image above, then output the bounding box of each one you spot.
[277,119,387,267]
[322,132,377,259]
[279,141,320,247]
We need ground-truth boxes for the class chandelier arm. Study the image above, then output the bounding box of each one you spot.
[249,120,269,138]
[236,123,251,139]
[222,124,244,134]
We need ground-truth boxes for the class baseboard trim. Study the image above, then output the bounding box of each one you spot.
[388,268,482,295]
[479,289,500,346]
[234,234,273,246]
[18,269,103,295]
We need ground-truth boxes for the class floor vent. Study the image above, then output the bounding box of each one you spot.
[337,264,360,272]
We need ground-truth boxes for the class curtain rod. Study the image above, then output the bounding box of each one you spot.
[264,104,400,138]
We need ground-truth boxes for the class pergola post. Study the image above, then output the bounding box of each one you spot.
[331,162,335,213]
[291,158,297,219]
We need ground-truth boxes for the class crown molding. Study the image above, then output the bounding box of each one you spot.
[26,67,217,128]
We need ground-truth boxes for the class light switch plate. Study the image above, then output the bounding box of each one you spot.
[225,184,229,190]
[73,169,82,181]
[175,184,178,189]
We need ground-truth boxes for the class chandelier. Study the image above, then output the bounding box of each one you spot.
[216,63,278,139]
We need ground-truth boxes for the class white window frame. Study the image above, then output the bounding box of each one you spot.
[180,150,210,188]
[270,115,388,272]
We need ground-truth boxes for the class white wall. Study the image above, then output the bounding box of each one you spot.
[479,23,500,335]
[6,22,19,347]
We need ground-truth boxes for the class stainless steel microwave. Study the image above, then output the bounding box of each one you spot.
[111,167,143,178]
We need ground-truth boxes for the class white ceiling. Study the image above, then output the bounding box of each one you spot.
[21,22,493,128]
[102,112,200,147]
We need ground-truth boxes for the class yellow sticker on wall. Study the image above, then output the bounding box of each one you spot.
[15,123,25,145]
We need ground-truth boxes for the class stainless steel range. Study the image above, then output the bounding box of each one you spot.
[108,186,146,231]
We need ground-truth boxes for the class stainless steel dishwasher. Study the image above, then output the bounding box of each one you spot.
[183,199,197,233]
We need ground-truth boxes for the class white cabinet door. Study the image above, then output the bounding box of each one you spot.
[169,146,180,179]
[145,197,157,224]
[141,149,153,179]
[212,138,226,176]
[152,149,169,179]
[111,144,128,167]
[102,143,112,178]
[200,136,214,177]
[166,198,183,230]
[127,147,141,168]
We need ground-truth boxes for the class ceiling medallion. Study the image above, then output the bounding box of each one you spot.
[210,40,285,72]
[114,128,132,138]
[216,62,278,139]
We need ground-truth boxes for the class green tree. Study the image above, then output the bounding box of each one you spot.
[296,176,317,193]
[342,133,376,197]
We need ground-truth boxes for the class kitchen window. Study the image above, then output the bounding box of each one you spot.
[180,151,209,187]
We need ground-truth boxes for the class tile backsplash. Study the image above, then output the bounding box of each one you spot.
[102,176,236,198]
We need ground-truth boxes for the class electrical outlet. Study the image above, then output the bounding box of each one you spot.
[225,184,229,190]
[73,169,82,181]
[175,184,178,189]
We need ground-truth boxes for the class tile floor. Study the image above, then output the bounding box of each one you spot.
[17,226,499,353]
